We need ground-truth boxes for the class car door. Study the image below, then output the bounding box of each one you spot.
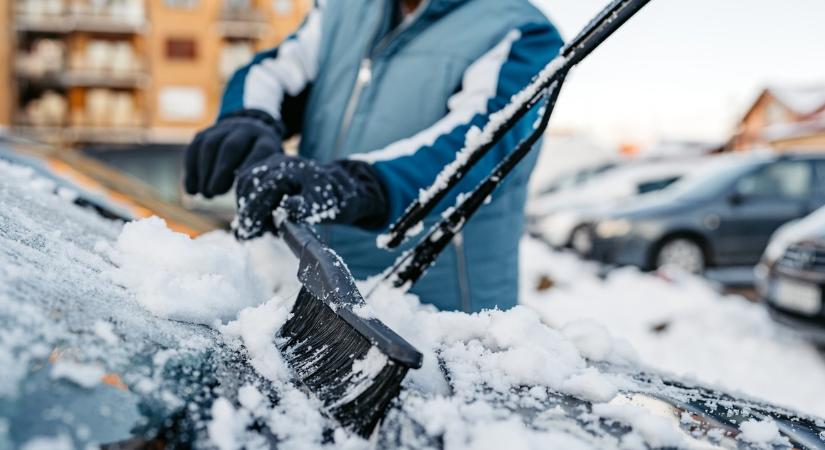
[715,160,813,265]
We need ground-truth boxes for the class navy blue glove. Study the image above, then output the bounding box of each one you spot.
[234,153,389,240]
[184,109,284,198]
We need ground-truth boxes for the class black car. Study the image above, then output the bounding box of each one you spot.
[763,239,825,345]
[579,153,825,273]
[754,207,825,345]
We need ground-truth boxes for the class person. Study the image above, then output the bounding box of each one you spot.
[183,0,563,312]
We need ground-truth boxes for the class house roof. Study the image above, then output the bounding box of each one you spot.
[768,85,825,118]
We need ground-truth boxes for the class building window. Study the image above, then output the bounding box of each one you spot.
[165,38,197,60]
[164,0,200,8]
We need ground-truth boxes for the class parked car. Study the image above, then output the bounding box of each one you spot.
[528,158,702,249]
[534,161,618,197]
[579,153,825,273]
[3,147,825,448]
[756,206,825,345]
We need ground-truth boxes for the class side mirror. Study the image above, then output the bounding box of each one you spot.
[728,192,746,206]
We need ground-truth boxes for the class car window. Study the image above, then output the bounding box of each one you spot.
[665,161,760,201]
[735,160,811,198]
[637,176,680,195]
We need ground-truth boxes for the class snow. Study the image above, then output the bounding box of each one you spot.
[106,216,274,326]
[19,434,74,450]
[521,235,825,419]
[738,419,790,449]
[207,398,254,450]
[3,155,824,449]
[220,298,293,382]
[50,360,106,388]
[592,403,686,449]
[763,204,825,264]
[93,319,120,345]
[350,346,389,380]
[560,368,617,402]
[769,85,825,117]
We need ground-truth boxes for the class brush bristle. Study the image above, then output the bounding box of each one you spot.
[279,288,410,436]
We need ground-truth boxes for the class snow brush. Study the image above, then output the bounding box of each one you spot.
[376,0,652,289]
[276,219,423,436]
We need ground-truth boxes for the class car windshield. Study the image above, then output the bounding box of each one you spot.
[663,159,764,201]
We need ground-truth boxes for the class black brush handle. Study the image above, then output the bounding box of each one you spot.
[387,77,565,289]
[279,220,423,369]
[382,0,652,249]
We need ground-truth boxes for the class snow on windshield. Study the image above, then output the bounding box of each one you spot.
[2,157,822,449]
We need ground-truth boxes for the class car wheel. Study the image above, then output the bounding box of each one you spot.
[655,238,705,273]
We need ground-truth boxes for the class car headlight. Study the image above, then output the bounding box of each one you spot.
[595,219,632,238]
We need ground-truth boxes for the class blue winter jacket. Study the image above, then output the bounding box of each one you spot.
[220,0,563,312]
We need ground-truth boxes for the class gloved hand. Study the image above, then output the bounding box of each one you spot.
[184,109,285,198]
[234,153,389,240]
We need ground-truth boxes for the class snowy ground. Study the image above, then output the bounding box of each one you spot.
[519,237,825,419]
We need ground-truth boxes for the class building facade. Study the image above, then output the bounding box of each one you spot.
[2,0,310,146]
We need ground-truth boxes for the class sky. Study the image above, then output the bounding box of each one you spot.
[530,0,825,148]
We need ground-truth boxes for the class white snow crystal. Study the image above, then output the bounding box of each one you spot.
[592,403,686,449]
[351,347,388,380]
[520,236,825,418]
[561,368,617,403]
[93,320,119,345]
[207,398,252,450]
[220,298,293,382]
[50,360,105,388]
[561,320,616,363]
[738,419,790,448]
[20,433,74,450]
[107,217,272,325]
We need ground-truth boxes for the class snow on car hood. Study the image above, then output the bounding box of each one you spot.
[1,158,822,449]
[763,205,825,264]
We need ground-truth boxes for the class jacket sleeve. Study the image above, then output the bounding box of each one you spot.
[350,22,563,226]
[218,3,323,135]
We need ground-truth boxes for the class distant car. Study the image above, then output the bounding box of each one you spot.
[756,206,825,345]
[580,153,825,273]
[534,161,618,196]
[528,158,700,249]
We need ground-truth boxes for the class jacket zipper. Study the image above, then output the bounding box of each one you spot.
[332,0,430,158]
[453,232,472,313]
[333,58,373,156]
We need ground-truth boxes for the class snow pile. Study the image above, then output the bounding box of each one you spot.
[737,419,790,449]
[363,282,625,398]
[50,360,105,388]
[107,218,818,448]
[220,298,293,382]
[5,151,821,450]
[521,236,825,418]
[592,403,686,449]
[106,217,278,325]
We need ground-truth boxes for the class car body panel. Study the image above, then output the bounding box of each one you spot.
[584,154,825,270]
